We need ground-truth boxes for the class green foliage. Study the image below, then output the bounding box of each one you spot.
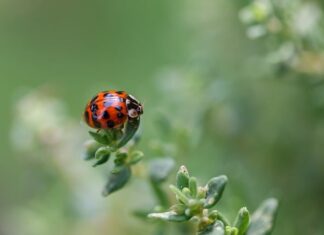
[204,176,228,208]
[148,166,278,235]
[102,166,131,196]
[246,198,279,235]
[234,207,250,235]
[84,118,143,195]
[84,111,279,234]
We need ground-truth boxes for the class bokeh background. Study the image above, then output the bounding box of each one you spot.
[1,0,324,234]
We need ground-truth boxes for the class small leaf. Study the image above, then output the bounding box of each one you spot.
[234,207,250,235]
[88,131,110,145]
[204,175,228,208]
[208,210,218,220]
[225,226,238,235]
[111,165,125,174]
[189,177,198,197]
[199,221,225,235]
[114,152,128,167]
[92,147,111,167]
[83,140,101,160]
[102,166,131,196]
[149,157,175,183]
[128,150,144,165]
[148,211,188,222]
[217,212,230,227]
[95,146,110,158]
[169,185,190,205]
[117,118,140,148]
[182,187,192,198]
[176,165,190,190]
[246,198,279,235]
[170,204,187,215]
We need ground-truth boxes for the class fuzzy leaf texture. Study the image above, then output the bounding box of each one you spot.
[204,175,228,208]
[233,207,250,235]
[246,198,278,235]
[102,166,131,196]
[176,165,190,190]
[88,131,111,145]
[93,147,111,167]
[148,211,188,222]
[117,118,140,148]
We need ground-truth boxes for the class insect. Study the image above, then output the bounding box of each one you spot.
[84,90,143,129]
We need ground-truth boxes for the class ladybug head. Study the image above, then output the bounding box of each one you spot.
[126,95,143,119]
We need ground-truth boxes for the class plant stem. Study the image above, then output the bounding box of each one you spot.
[150,179,169,209]
[217,211,230,227]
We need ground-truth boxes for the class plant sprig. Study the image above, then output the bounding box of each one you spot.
[148,166,278,235]
[84,118,143,196]
[82,109,279,235]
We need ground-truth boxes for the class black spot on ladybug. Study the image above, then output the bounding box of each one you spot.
[115,106,122,111]
[92,112,98,120]
[92,115,101,128]
[90,103,98,112]
[116,91,124,94]
[117,112,124,119]
[107,120,115,128]
[84,111,90,123]
[90,95,98,104]
[102,110,110,119]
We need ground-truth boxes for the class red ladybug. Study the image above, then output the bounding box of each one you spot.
[84,90,143,129]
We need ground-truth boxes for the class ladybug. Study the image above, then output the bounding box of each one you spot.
[84,90,143,129]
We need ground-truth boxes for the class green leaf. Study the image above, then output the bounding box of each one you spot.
[176,165,190,190]
[150,179,169,208]
[92,147,111,167]
[88,131,110,145]
[83,140,101,160]
[149,157,175,183]
[189,177,198,197]
[117,118,140,148]
[217,212,230,227]
[148,211,188,222]
[102,166,131,196]
[204,175,228,208]
[128,150,144,165]
[170,204,187,215]
[199,221,225,235]
[225,226,238,235]
[246,198,279,235]
[115,152,128,162]
[111,165,125,174]
[169,185,190,205]
[233,207,250,235]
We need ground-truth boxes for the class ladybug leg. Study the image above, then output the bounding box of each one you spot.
[96,129,101,133]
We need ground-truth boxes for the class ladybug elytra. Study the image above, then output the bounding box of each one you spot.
[84,90,143,129]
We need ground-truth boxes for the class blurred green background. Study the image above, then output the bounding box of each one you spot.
[1,0,324,234]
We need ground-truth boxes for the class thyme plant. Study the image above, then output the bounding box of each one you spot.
[83,113,279,235]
